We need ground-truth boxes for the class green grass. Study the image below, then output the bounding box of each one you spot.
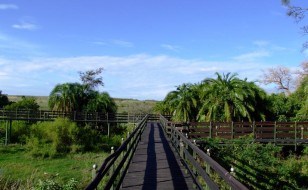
[0,145,109,189]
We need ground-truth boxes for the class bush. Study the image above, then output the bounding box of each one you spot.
[26,118,80,158]
[205,137,308,189]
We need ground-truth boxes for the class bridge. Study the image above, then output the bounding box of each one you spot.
[1,110,308,189]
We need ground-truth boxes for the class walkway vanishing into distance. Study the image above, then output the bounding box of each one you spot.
[121,122,195,190]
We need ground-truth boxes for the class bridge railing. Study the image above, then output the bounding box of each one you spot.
[186,121,308,146]
[160,115,248,190]
[0,109,143,123]
[85,114,149,190]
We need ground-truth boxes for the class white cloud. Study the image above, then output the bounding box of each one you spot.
[233,50,270,62]
[0,4,18,10]
[112,40,134,47]
[161,44,181,52]
[12,21,39,31]
[0,53,283,100]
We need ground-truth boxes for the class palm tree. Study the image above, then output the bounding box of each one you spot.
[85,92,117,113]
[49,83,85,112]
[198,72,264,122]
[161,83,199,122]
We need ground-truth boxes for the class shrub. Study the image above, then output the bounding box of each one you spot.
[26,118,80,158]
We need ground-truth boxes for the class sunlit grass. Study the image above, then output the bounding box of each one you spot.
[0,145,109,189]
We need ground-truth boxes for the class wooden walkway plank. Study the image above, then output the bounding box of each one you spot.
[121,122,196,190]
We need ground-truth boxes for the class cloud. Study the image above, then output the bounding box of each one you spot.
[112,40,134,47]
[0,32,42,57]
[0,4,18,10]
[0,53,283,100]
[233,50,270,62]
[12,21,39,31]
[91,39,134,48]
[161,44,181,52]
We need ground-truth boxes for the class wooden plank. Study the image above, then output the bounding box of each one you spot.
[256,133,274,139]
[121,122,195,190]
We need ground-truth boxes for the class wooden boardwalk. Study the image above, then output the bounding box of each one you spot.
[121,122,196,190]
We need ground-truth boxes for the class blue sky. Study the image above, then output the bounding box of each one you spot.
[0,0,307,100]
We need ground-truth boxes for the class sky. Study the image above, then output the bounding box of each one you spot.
[0,0,308,100]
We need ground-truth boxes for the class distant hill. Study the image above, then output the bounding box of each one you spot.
[8,95,159,114]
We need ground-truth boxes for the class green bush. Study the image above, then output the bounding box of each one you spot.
[26,118,80,158]
[205,137,308,190]
[34,178,78,190]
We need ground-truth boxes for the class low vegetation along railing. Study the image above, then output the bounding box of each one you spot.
[0,109,143,123]
[85,114,149,190]
[160,116,248,190]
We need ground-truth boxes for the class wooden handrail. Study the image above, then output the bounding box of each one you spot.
[85,114,149,190]
[160,115,248,190]
[0,109,143,123]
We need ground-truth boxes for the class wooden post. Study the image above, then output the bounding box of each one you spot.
[294,122,297,151]
[274,121,277,145]
[209,122,212,138]
[110,147,115,190]
[231,121,234,139]
[92,164,97,181]
[5,120,8,146]
[179,139,184,158]
[107,123,110,138]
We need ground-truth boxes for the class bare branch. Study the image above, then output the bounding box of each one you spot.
[261,66,293,95]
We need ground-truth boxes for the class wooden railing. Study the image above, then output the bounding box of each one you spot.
[160,115,248,190]
[85,114,149,190]
[0,109,144,123]
[186,121,308,145]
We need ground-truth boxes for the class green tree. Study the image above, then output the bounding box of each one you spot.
[159,83,200,122]
[5,96,39,110]
[292,75,308,120]
[85,92,117,113]
[48,83,86,112]
[0,91,10,108]
[198,72,265,122]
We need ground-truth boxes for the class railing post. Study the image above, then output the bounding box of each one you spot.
[180,139,184,158]
[108,123,110,138]
[110,146,115,190]
[231,121,234,139]
[274,121,277,145]
[92,164,97,181]
[209,122,212,138]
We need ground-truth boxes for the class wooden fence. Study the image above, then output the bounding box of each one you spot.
[185,121,308,145]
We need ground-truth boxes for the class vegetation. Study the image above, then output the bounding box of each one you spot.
[203,137,308,190]
[156,69,308,122]
[0,145,108,189]
[0,117,134,189]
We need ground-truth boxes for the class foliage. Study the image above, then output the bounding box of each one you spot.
[35,178,78,190]
[264,93,299,121]
[157,72,266,122]
[204,137,308,189]
[25,118,110,157]
[0,90,10,108]
[48,83,86,112]
[79,67,104,90]
[85,92,117,113]
[48,67,113,113]
[198,72,266,122]
[4,96,39,110]
[160,83,200,122]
